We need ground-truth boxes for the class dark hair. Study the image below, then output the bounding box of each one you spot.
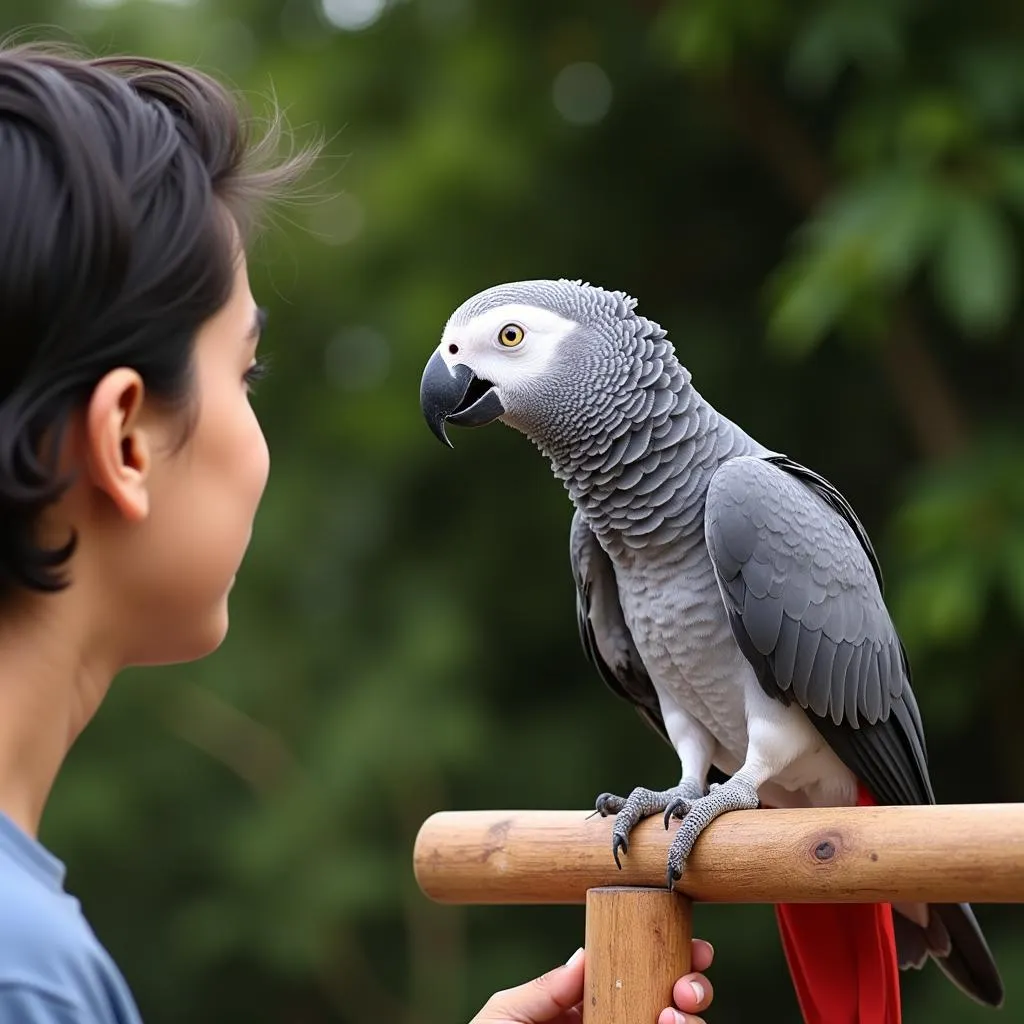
[0,43,317,599]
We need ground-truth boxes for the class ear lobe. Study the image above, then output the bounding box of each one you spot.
[84,368,152,522]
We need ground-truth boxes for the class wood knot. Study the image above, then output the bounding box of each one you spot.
[813,839,836,862]
[807,830,843,865]
[478,818,512,863]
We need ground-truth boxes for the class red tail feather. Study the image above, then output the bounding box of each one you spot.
[774,787,902,1024]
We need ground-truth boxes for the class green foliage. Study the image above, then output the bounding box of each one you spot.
[0,1,1019,1022]
[788,1,908,93]
[891,434,1024,648]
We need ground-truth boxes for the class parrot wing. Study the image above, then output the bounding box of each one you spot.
[706,454,1003,1010]
[704,453,933,807]
[570,508,669,744]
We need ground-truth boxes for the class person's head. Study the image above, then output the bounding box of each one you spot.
[0,43,315,667]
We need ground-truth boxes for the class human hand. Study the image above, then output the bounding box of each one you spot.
[469,939,715,1024]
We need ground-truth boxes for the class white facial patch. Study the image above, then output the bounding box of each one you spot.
[438,302,578,387]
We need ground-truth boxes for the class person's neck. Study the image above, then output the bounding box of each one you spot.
[0,593,115,838]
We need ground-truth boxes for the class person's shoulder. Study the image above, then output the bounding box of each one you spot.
[0,981,86,1023]
[0,872,141,1023]
[0,868,93,965]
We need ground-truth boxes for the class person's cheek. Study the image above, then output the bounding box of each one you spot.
[232,411,270,547]
[247,420,270,507]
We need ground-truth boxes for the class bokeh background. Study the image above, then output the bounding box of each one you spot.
[5,0,1023,1021]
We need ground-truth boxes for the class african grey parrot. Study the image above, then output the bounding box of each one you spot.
[418,279,1003,1020]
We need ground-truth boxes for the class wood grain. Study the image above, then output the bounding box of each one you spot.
[413,804,1024,905]
[583,888,691,1024]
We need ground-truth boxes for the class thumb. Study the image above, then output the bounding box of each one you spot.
[473,948,586,1023]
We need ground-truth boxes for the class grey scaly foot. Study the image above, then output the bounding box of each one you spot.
[664,777,760,888]
[595,777,707,869]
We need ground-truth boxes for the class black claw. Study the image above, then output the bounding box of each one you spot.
[666,863,679,890]
[612,833,628,869]
[662,800,686,828]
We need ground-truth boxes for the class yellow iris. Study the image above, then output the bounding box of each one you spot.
[498,323,524,347]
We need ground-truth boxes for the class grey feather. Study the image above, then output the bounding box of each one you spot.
[743,584,782,655]
[790,627,821,700]
[807,636,836,718]
[774,613,800,686]
[569,508,666,742]
[927,904,1005,1006]
[843,644,864,728]
[704,453,942,814]
[831,641,856,725]
[706,455,907,729]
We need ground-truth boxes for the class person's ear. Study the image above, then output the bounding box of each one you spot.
[83,368,154,522]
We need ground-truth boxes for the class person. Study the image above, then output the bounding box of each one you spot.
[471,943,715,1024]
[0,43,717,1024]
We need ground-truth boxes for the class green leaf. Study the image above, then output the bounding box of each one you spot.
[767,256,851,355]
[933,193,1017,336]
[1002,533,1024,623]
[652,0,789,75]
[898,93,976,165]
[894,559,985,647]
[954,44,1024,130]
[768,172,942,352]
[788,1,904,95]
[992,145,1024,218]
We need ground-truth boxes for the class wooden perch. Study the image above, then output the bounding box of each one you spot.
[415,804,1024,1024]
[414,803,1024,905]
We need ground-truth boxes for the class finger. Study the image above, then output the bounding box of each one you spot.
[474,948,585,1023]
[690,939,714,972]
[657,1010,704,1024]
[672,972,714,1014]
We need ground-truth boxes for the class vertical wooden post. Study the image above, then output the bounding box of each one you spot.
[583,887,692,1024]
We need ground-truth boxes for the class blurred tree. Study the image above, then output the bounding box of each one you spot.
[0,0,1018,1021]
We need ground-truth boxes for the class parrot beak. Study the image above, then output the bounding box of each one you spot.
[419,350,505,447]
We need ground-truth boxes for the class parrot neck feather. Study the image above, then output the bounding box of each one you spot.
[523,331,764,554]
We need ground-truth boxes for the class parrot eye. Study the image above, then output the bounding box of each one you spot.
[498,323,525,347]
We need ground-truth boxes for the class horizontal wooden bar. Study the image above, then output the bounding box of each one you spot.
[413,804,1024,905]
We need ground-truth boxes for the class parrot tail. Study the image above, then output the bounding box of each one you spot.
[774,786,902,1024]
[894,901,1003,1008]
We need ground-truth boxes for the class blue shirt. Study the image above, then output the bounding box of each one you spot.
[0,813,142,1023]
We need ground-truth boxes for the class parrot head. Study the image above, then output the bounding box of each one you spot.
[419,278,656,448]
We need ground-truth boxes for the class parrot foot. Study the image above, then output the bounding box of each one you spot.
[664,778,760,889]
[594,777,707,869]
